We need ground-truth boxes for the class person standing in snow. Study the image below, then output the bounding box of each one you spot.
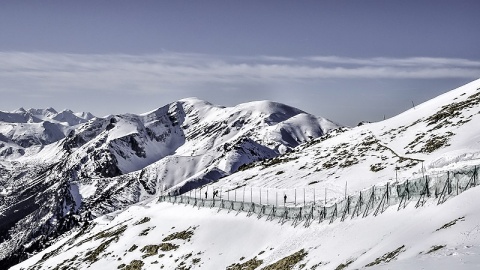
[205,191,207,199]
[284,194,287,205]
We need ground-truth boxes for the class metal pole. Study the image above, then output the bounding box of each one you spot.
[345,182,347,199]
[324,188,327,205]
[422,161,425,181]
[243,187,245,203]
[313,189,315,205]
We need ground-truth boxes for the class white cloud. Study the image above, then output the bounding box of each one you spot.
[0,52,478,95]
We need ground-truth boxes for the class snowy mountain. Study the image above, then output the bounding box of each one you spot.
[7,78,480,270]
[209,79,480,201]
[4,77,480,269]
[0,98,338,268]
[0,108,94,159]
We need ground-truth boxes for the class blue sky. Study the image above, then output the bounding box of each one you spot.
[0,1,479,126]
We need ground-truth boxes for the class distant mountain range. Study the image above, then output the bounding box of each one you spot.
[0,98,338,267]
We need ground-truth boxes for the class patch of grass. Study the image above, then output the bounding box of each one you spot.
[227,256,263,270]
[85,237,117,263]
[140,245,160,258]
[133,217,151,226]
[128,244,138,252]
[124,260,144,270]
[262,249,308,270]
[139,227,154,236]
[418,132,454,153]
[426,245,446,254]
[436,217,465,231]
[162,228,195,242]
[260,156,298,169]
[81,225,128,263]
[335,260,354,270]
[370,163,386,172]
[425,91,480,127]
[159,243,179,252]
[365,245,405,267]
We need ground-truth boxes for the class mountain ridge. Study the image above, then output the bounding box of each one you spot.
[0,98,338,268]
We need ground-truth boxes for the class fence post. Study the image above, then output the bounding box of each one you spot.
[260,188,262,205]
[313,189,315,205]
[325,188,327,205]
[456,175,459,195]
[243,187,245,203]
[474,166,478,187]
[447,171,452,194]
[426,176,430,197]
[386,182,389,204]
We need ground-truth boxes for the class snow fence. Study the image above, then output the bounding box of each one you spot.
[158,165,479,226]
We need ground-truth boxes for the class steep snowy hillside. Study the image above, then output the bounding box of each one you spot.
[212,79,480,200]
[12,186,480,270]
[0,99,337,268]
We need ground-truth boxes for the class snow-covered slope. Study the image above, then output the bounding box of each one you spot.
[0,98,337,268]
[12,186,480,270]
[211,79,480,200]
